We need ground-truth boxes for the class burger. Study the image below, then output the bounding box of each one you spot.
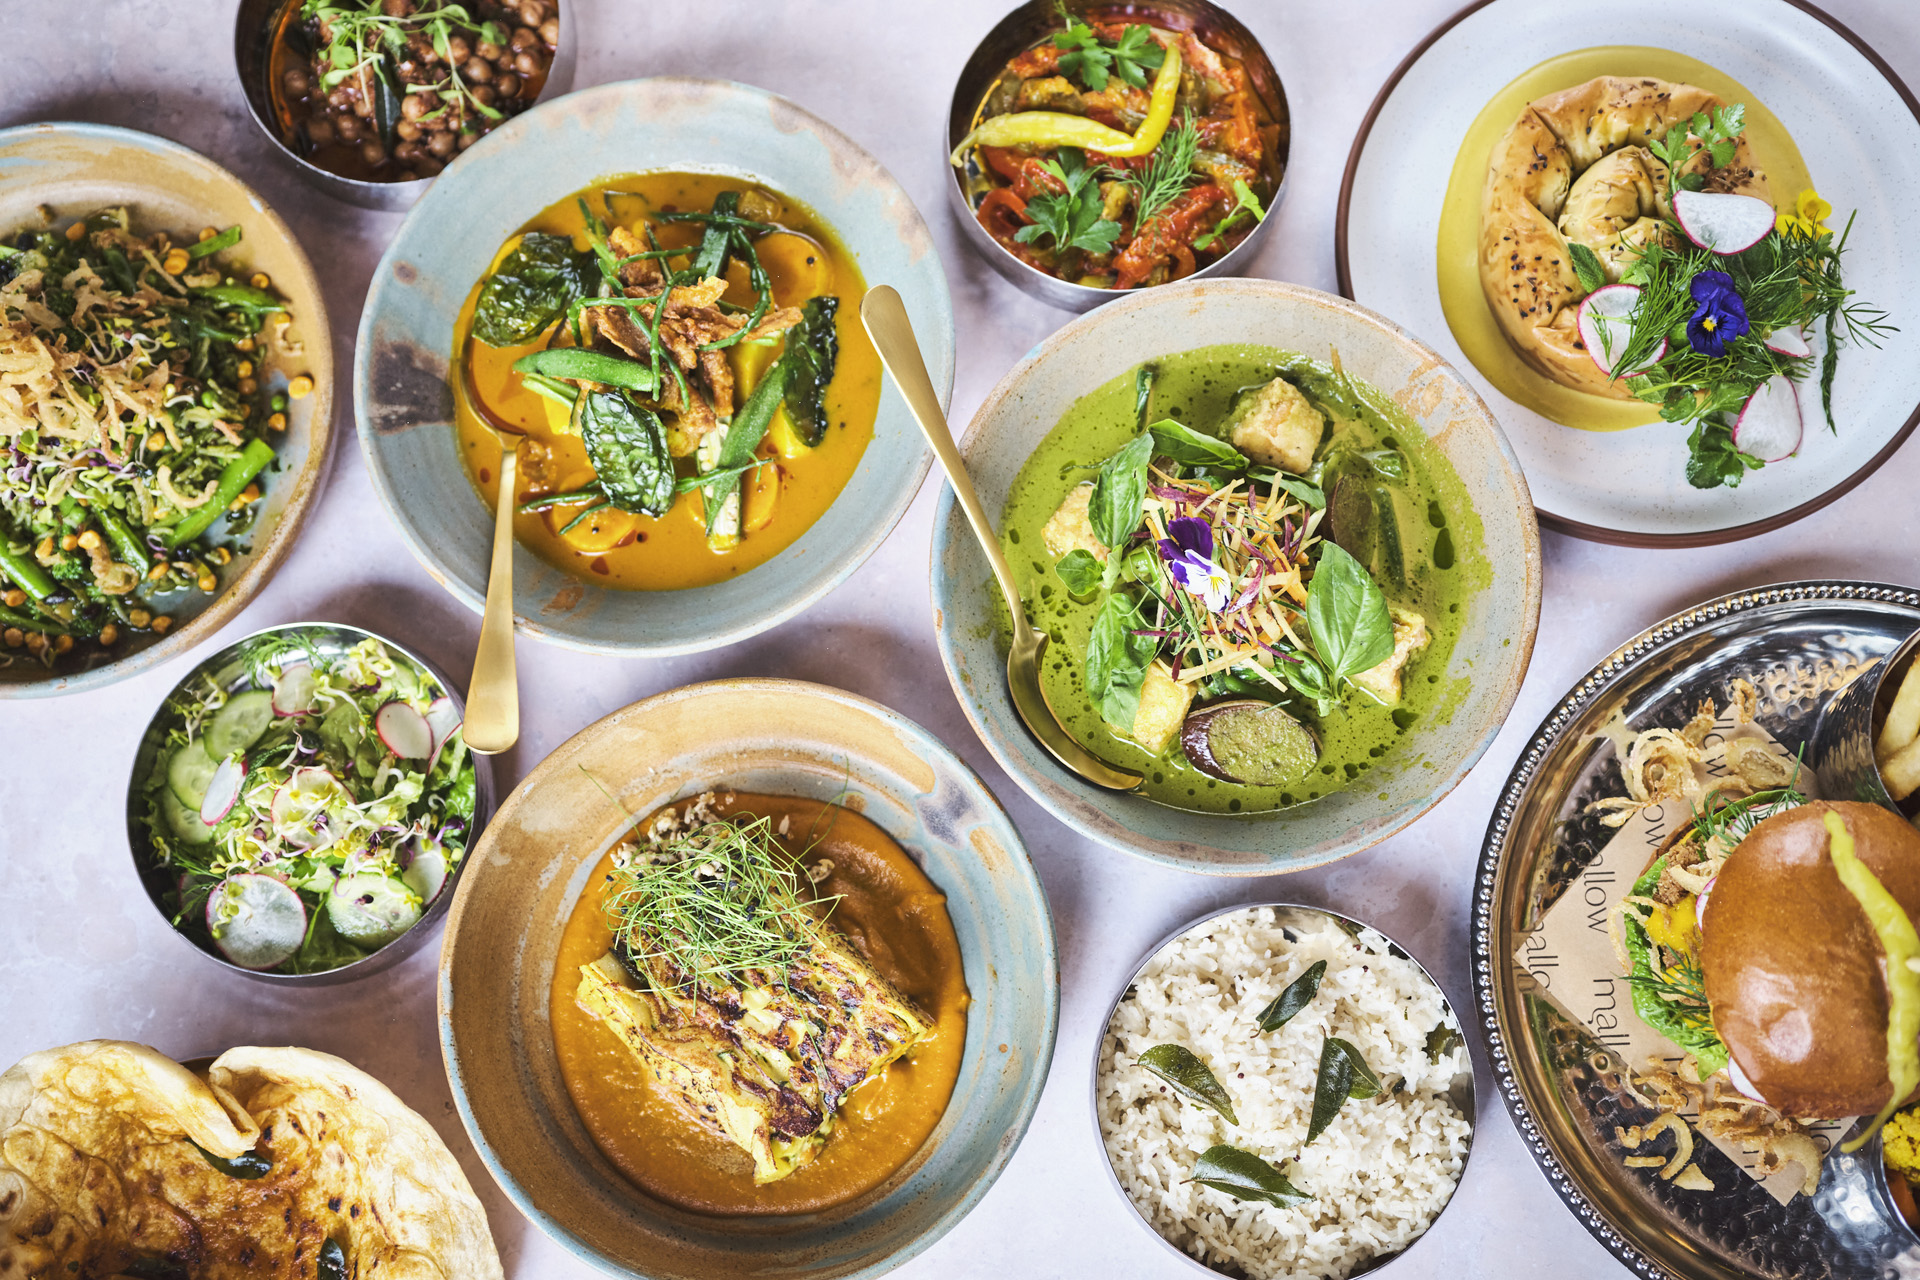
[1625,797,1920,1131]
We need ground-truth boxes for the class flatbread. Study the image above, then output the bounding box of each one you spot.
[0,1041,501,1280]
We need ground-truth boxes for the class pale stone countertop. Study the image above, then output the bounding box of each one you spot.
[3,1,1918,1277]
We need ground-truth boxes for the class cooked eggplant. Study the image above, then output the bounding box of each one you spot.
[1181,700,1319,786]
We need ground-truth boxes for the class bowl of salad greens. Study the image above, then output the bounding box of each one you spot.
[126,623,491,983]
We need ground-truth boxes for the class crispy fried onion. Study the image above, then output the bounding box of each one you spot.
[1635,1056,1823,1196]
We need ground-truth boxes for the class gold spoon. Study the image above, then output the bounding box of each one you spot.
[457,351,520,756]
[860,285,1142,792]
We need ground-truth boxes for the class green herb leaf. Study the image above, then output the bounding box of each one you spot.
[1305,542,1395,686]
[1306,1036,1381,1144]
[472,232,594,347]
[1015,149,1122,255]
[1278,650,1336,718]
[1682,417,1761,490]
[1052,6,1113,92]
[1086,590,1157,730]
[1567,242,1607,295]
[1109,23,1167,88]
[1189,1144,1312,1208]
[1149,417,1246,470]
[580,391,674,518]
[1088,431,1155,551]
[318,1239,348,1280]
[1055,548,1103,596]
[1123,111,1200,231]
[190,1139,271,1180]
[1193,178,1267,252]
[183,225,241,262]
[1262,473,1326,510]
[512,348,659,393]
[1256,960,1326,1032]
[780,296,840,446]
[1136,1043,1238,1124]
[1426,1022,1465,1064]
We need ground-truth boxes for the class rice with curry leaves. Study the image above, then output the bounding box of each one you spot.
[1098,908,1470,1279]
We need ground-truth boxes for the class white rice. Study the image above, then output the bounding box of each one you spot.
[1098,907,1471,1279]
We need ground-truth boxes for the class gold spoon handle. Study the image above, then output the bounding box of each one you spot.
[465,441,520,755]
[860,286,1033,641]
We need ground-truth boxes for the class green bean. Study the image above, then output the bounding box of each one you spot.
[95,507,151,578]
[183,225,241,261]
[0,537,57,602]
[521,373,575,407]
[162,437,275,549]
[512,348,658,392]
[518,487,604,514]
[197,283,282,313]
[0,605,67,636]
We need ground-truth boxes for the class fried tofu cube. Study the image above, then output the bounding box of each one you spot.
[1229,377,1327,474]
[1042,483,1109,561]
[1117,660,1193,756]
[1352,607,1430,705]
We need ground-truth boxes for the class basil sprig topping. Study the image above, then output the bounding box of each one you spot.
[1255,959,1326,1032]
[1136,1043,1238,1125]
[1189,1143,1312,1208]
[1306,1036,1382,1144]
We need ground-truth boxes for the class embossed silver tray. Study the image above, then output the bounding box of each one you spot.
[1473,580,1920,1279]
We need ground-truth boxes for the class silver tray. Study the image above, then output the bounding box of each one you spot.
[1472,580,1920,1279]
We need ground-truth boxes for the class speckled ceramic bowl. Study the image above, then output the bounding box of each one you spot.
[0,123,334,698]
[356,77,953,657]
[930,277,1541,874]
[438,678,1056,1279]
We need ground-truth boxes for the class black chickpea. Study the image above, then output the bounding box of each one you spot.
[538,17,558,44]
[464,57,492,83]
[476,40,503,61]
[360,139,387,166]
[283,66,310,96]
[509,27,536,51]
[446,34,471,63]
[401,93,429,121]
[471,83,497,108]
[514,49,539,76]
[428,130,456,158]
[396,120,422,142]
[494,72,520,99]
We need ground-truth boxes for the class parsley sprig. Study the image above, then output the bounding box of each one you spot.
[1646,105,1746,199]
[1015,148,1122,254]
[1052,1,1164,92]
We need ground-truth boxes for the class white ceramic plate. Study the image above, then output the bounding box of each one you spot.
[1338,0,1920,546]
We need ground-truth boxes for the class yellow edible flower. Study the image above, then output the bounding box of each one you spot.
[1776,188,1833,239]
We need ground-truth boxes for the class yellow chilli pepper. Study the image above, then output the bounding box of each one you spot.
[951,43,1184,165]
[1828,809,1920,1153]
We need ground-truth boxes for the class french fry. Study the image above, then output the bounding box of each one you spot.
[1877,659,1920,762]
[1883,735,1920,803]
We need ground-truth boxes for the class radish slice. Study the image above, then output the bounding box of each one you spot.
[1764,327,1813,359]
[1672,190,1775,255]
[207,874,307,970]
[1727,1056,1768,1104]
[1577,284,1665,376]
[1731,375,1803,462]
[375,701,433,759]
[402,838,450,905]
[424,697,463,774]
[272,662,318,716]
[198,755,247,827]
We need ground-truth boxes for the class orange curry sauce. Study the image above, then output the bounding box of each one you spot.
[454,175,882,591]
[549,793,969,1215]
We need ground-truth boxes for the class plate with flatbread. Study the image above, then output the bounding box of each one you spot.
[1337,0,1920,545]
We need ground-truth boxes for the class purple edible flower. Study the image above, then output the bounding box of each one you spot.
[1687,270,1750,357]
[1157,516,1232,613]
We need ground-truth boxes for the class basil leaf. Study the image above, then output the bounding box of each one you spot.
[1085,590,1156,731]
[1307,1036,1382,1144]
[1255,959,1326,1032]
[190,1138,271,1179]
[580,391,674,518]
[1305,543,1395,685]
[702,362,791,533]
[780,296,840,446]
[1055,548,1102,596]
[1278,651,1337,718]
[1190,1144,1312,1208]
[512,348,658,393]
[1137,1044,1238,1125]
[1567,242,1607,295]
[1088,432,1155,551]
[1267,474,1326,509]
[472,232,594,347]
[318,1238,348,1280]
[1357,448,1406,482]
[1149,417,1246,470]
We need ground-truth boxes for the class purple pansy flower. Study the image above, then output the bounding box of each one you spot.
[1157,516,1232,612]
[1686,270,1750,357]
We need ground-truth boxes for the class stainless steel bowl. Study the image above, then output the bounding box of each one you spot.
[1813,622,1920,810]
[1092,901,1478,1277]
[946,0,1288,311]
[233,0,577,211]
[124,621,495,987]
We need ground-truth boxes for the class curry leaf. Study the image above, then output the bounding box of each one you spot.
[318,1238,348,1280]
[1426,1022,1465,1065]
[1088,431,1155,551]
[780,296,840,446]
[190,1139,271,1180]
[1255,960,1326,1032]
[1137,1044,1238,1124]
[1055,548,1102,596]
[1305,543,1395,686]
[1149,417,1246,470]
[1567,242,1608,295]
[471,232,594,347]
[1306,1036,1382,1144]
[1085,590,1156,730]
[512,348,658,393]
[580,391,674,518]
[1189,1144,1312,1208]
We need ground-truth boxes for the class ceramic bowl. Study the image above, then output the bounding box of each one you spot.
[356,76,953,657]
[947,0,1289,311]
[0,122,334,698]
[1092,901,1478,1277]
[233,0,578,211]
[124,622,494,987]
[930,277,1541,873]
[438,678,1056,1279]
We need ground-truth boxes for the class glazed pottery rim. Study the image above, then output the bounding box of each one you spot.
[437,676,1060,1278]
[122,620,493,986]
[930,275,1541,875]
[0,120,335,698]
[1089,899,1481,1277]
[354,75,951,659]
[1331,0,1920,548]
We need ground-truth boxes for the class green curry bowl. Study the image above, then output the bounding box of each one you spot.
[931,278,1541,873]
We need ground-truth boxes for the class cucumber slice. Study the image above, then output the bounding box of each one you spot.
[326,873,423,948]
[401,840,449,905]
[207,689,276,757]
[160,787,216,844]
[166,738,219,808]
[207,874,307,970]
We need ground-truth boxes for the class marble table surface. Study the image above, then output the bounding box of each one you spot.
[5,1,1919,1277]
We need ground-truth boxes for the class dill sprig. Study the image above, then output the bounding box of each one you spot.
[1687,776,1805,853]
[1118,110,1200,230]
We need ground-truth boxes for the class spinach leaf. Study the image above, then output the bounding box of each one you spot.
[318,1238,348,1280]
[580,391,674,518]
[1255,960,1326,1032]
[471,232,594,347]
[1055,548,1102,596]
[781,296,840,445]
[1149,417,1247,470]
[1189,1144,1312,1208]
[702,362,791,534]
[1306,1036,1382,1144]
[1305,543,1395,686]
[1085,590,1156,730]
[1136,1044,1238,1124]
[190,1138,271,1179]
[1088,432,1155,553]
[512,348,658,393]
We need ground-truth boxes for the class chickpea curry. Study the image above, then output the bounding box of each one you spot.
[953,4,1283,290]
[455,175,880,591]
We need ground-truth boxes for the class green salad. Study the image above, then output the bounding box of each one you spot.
[135,633,476,974]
